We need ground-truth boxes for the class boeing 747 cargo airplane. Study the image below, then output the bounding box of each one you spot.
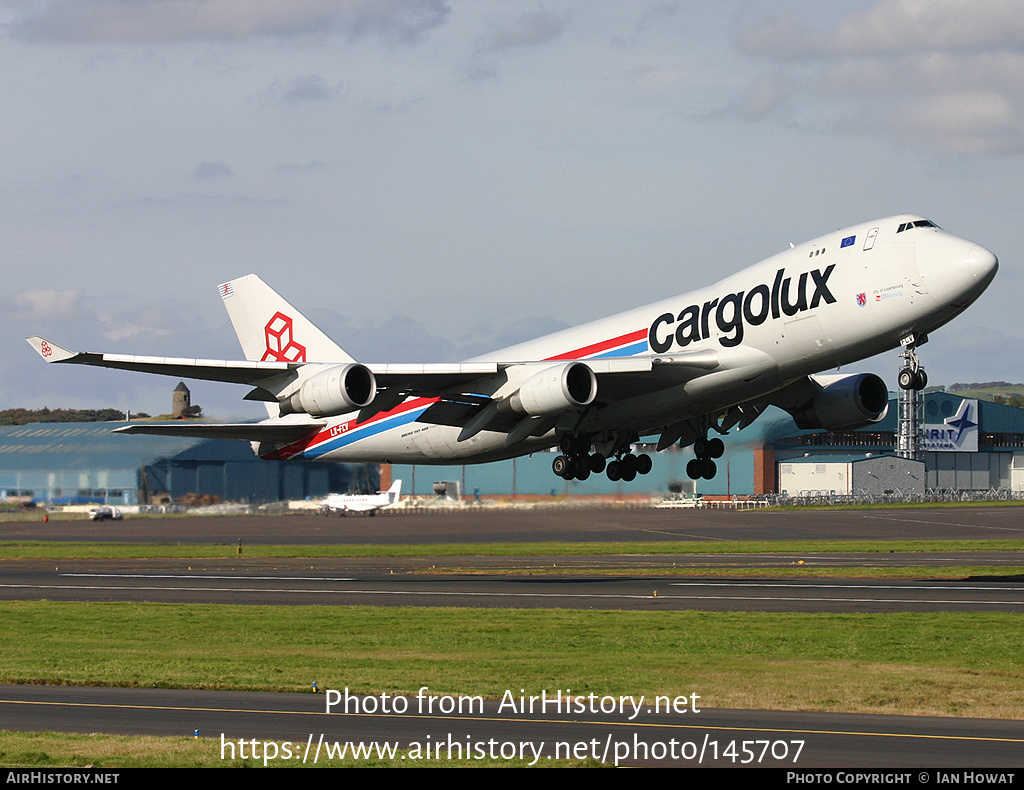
[27,215,997,483]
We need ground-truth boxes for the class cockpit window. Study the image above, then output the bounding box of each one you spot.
[897,219,939,233]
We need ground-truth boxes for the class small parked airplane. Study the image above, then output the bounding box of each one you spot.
[27,215,996,483]
[321,479,402,516]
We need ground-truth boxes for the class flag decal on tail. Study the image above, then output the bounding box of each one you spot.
[218,282,234,299]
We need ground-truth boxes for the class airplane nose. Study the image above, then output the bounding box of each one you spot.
[915,232,998,298]
[966,244,998,283]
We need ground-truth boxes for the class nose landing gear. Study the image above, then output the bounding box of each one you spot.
[898,335,928,391]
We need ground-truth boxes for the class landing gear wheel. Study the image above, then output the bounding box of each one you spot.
[636,454,653,475]
[606,460,621,481]
[552,455,571,477]
[898,367,916,390]
[914,369,928,390]
[588,453,606,474]
[690,425,724,480]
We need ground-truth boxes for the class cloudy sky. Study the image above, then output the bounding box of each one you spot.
[3,0,1022,418]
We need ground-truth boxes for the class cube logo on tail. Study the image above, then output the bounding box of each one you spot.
[262,312,306,363]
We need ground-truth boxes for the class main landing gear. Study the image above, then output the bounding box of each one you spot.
[551,434,653,482]
[686,435,724,480]
[898,336,928,391]
[606,452,652,482]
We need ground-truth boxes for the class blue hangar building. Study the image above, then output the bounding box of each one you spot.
[0,421,375,505]
[387,392,1024,498]
[3,392,1020,504]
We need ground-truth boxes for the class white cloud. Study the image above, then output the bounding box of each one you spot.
[827,0,1024,56]
[274,160,327,173]
[735,0,1024,154]
[896,92,1024,155]
[729,73,794,121]
[255,75,347,106]
[192,161,233,179]
[102,322,171,342]
[742,0,1024,58]
[15,289,82,319]
[4,0,451,44]
[482,10,567,51]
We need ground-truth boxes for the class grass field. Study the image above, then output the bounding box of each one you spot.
[0,732,360,769]
[2,601,1023,719]
[4,537,1024,559]
[0,730,600,768]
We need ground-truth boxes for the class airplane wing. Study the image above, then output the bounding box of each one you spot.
[27,333,738,444]
[28,336,720,387]
[26,336,298,386]
[113,421,325,443]
[27,336,507,389]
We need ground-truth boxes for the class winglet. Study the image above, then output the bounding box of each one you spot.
[26,336,77,363]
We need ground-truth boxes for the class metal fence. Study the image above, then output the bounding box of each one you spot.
[764,488,1023,507]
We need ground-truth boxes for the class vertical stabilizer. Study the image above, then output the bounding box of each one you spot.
[218,275,354,364]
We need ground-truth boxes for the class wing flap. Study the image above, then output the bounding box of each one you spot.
[113,422,324,443]
[368,363,500,392]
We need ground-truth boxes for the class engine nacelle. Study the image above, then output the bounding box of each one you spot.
[281,364,377,418]
[507,361,597,416]
[793,373,890,431]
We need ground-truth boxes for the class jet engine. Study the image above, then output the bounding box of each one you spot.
[280,364,377,417]
[791,373,889,431]
[507,361,597,416]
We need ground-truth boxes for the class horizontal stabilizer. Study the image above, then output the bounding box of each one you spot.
[113,421,324,443]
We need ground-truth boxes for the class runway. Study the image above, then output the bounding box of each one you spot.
[3,684,1022,767]
[6,504,1024,544]
[3,555,1024,612]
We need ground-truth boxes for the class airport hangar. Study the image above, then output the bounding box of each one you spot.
[0,422,376,506]
[0,392,1020,506]
[386,391,1024,499]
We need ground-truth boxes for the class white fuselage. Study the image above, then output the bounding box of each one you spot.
[262,216,997,465]
[322,491,390,513]
[322,480,401,513]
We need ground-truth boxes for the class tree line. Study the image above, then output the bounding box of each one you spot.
[0,408,150,425]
